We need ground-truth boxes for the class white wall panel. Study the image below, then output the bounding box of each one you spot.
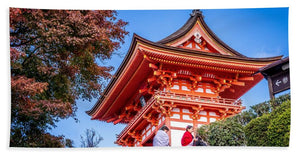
[182,114,192,121]
[182,109,191,114]
[210,118,216,122]
[171,114,180,119]
[171,129,185,147]
[209,111,217,116]
[172,108,180,112]
[199,110,207,115]
[199,116,207,122]
[170,121,192,128]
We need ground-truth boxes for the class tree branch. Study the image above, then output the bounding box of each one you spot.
[21,46,41,66]
[10,37,39,47]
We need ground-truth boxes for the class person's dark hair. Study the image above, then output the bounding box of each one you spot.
[160,125,169,131]
[186,125,193,131]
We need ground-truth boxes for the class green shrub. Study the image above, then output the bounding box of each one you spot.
[198,118,246,146]
[244,114,271,146]
[267,100,290,146]
[197,94,291,146]
[245,100,290,146]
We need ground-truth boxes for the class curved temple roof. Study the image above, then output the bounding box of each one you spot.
[157,9,247,57]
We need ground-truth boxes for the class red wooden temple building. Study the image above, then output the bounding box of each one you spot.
[87,10,282,147]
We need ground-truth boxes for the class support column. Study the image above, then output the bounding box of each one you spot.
[191,105,202,135]
[193,118,198,137]
[267,76,275,99]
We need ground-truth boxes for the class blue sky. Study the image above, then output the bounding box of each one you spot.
[49,8,289,147]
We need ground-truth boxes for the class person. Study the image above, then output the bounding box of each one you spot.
[153,125,170,146]
[194,135,208,146]
[181,125,197,146]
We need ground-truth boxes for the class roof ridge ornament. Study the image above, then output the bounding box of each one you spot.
[191,9,204,18]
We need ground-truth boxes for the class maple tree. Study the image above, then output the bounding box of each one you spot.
[10,8,128,147]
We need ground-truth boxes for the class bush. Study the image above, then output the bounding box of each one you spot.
[198,118,246,146]
[245,100,290,146]
[198,94,290,146]
[244,114,271,146]
[267,100,290,146]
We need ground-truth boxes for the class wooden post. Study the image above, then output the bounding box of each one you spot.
[193,118,198,138]
[267,76,275,99]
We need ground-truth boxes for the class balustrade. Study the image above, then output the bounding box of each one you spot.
[153,90,242,107]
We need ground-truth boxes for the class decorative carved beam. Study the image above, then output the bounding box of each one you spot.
[191,105,204,120]
[147,76,157,83]
[143,112,152,120]
[149,63,158,70]
[218,108,229,119]
[121,137,134,147]
[113,117,123,125]
[106,117,116,123]
[113,113,126,124]
[128,129,142,142]
[139,88,148,94]
[196,76,202,81]
[143,54,152,62]
[152,100,175,117]
[239,76,254,81]
[125,104,135,111]
[231,81,245,86]
[133,106,141,112]
[153,70,161,76]
[172,72,177,78]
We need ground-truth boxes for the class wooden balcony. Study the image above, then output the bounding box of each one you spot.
[154,90,243,109]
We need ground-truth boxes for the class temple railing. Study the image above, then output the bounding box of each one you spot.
[116,95,157,141]
[154,90,242,107]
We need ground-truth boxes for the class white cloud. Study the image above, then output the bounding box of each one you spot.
[254,46,284,58]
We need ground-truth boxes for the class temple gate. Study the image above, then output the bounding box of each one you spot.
[87,10,283,147]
